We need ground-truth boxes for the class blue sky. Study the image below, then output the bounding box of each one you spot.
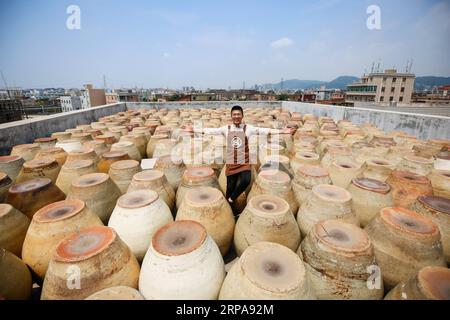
[0,0,449,89]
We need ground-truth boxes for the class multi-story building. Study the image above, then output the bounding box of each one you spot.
[117,89,140,102]
[59,96,82,112]
[81,84,106,108]
[0,87,23,100]
[105,92,120,104]
[346,69,415,105]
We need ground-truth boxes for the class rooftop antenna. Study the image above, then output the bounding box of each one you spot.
[409,59,414,73]
[376,60,381,73]
[103,75,107,89]
[0,70,11,99]
[405,60,409,73]
[370,62,375,73]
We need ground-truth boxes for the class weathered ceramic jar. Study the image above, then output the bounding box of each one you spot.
[83,140,109,157]
[434,154,450,171]
[385,266,450,300]
[97,151,130,173]
[397,154,434,176]
[328,159,363,189]
[22,199,103,279]
[51,131,72,142]
[234,194,300,256]
[5,178,65,219]
[41,226,140,300]
[347,177,393,227]
[35,147,67,167]
[0,155,24,182]
[139,221,225,300]
[108,190,173,262]
[362,158,396,182]
[56,159,96,195]
[95,133,118,149]
[410,196,450,264]
[111,141,142,161]
[16,157,61,184]
[248,169,299,215]
[55,139,84,153]
[386,170,433,208]
[355,146,388,165]
[146,134,169,158]
[176,166,220,209]
[291,165,331,205]
[34,137,57,150]
[0,204,30,257]
[297,184,358,237]
[177,187,235,256]
[427,169,450,199]
[10,143,40,161]
[71,132,93,143]
[365,207,446,290]
[298,219,383,300]
[108,160,141,194]
[127,170,175,211]
[152,139,178,158]
[121,132,148,158]
[65,148,99,165]
[0,172,13,202]
[219,241,316,300]
[413,143,443,159]
[85,286,145,300]
[290,151,320,173]
[320,146,353,169]
[0,248,32,300]
[154,155,186,192]
[66,173,122,224]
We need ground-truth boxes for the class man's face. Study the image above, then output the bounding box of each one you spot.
[231,110,243,125]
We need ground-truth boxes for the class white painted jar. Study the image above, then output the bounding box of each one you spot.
[108,190,173,262]
[139,220,225,300]
[234,194,300,256]
[55,139,84,153]
[219,241,316,300]
[434,155,450,171]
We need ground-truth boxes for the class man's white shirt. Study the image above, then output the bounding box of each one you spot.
[201,123,274,138]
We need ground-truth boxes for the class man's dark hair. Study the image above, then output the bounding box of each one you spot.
[231,105,243,115]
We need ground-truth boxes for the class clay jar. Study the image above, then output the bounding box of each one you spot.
[55,139,84,153]
[121,133,148,158]
[386,170,433,208]
[139,221,225,300]
[108,160,141,194]
[219,241,315,300]
[297,184,358,237]
[154,155,186,192]
[0,248,32,300]
[427,169,450,199]
[176,166,220,209]
[34,137,57,149]
[362,158,396,182]
[85,286,144,300]
[16,157,61,184]
[328,159,363,189]
[234,194,300,256]
[0,172,13,202]
[290,151,320,173]
[385,266,450,300]
[298,219,383,300]
[410,196,450,264]
[176,187,235,256]
[95,133,118,149]
[35,147,67,167]
[55,159,96,195]
[22,199,103,279]
[10,143,40,161]
[65,148,99,166]
[247,169,299,215]
[83,140,109,157]
[111,141,142,161]
[0,204,30,257]
[398,154,434,176]
[347,178,393,227]
[292,165,331,205]
[6,178,65,219]
[108,190,173,262]
[365,207,446,290]
[0,155,24,182]
[41,226,140,300]
[127,170,175,211]
[51,131,71,142]
[97,151,130,173]
[152,139,178,158]
[66,173,122,224]
[146,134,169,158]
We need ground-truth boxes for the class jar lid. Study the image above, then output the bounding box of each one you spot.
[352,177,390,194]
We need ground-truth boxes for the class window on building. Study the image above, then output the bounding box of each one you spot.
[383,77,386,82]
[391,87,395,93]
[402,77,406,82]
[401,87,405,92]
[381,87,385,92]
[390,96,394,101]
[380,96,384,102]
[399,97,403,102]
[392,77,396,82]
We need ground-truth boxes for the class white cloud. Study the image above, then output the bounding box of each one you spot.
[270,37,294,49]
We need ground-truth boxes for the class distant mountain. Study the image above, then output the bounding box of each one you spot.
[261,79,327,91]
[325,76,359,89]
[414,76,450,91]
